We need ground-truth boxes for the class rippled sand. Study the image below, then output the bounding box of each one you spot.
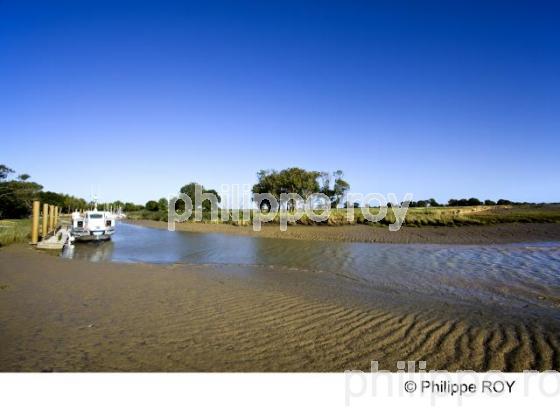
[0,245,559,371]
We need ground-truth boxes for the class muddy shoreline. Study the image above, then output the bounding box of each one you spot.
[128,219,560,245]
[1,245,559,371]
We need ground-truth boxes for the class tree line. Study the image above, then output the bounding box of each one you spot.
[0,165,91,218]
[410,198,533,207]
[0,162,536,220]
[142,168,350,214]
[0,164,148,218]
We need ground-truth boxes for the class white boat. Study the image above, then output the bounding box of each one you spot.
[71,208,116,242]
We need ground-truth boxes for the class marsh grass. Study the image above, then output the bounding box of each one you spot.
[470,205,560,224]
[128,205,560,228]
[0,219,31,246]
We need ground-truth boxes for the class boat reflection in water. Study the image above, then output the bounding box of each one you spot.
[62,240,115,263]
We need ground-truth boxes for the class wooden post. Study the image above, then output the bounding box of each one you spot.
[48,204,55,233]
[54,206,59,228]
[31,201,40,244]
[42,203,49,238]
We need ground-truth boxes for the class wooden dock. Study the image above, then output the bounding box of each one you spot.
[36,227,71,250]
[28,199,71,250]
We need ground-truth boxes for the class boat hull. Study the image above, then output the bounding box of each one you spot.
[70,228,114,242]
[73,234,112,242]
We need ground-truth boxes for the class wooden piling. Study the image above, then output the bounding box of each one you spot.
[54,206,59,228]
[42,203,49,238]
[48,204,55,233]
[31,200,40,244]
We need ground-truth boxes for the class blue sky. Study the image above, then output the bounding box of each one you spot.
[1,0,559,204]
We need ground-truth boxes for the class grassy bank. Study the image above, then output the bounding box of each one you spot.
[0,219,31,246]
[127,205,560,228]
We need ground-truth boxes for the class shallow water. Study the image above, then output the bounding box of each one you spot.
[61,222,560,311]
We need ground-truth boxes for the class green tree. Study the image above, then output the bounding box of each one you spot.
[253,168,320,198]
[0,165,89,216]
[252,168,350,210]
[467,197,482,206]
[0,177,43,218]
[0,164,15,180]
[320,170,350,207]
[450,198,470,206]
[252,168,320,211]
[0,165,43,218]
[39,191,66,208]
[158,197,168,212]
[145,200,159,211]
[334,179,350,201]
[124,202,143,212]
[180,182,221,212]
[497,199,513,205]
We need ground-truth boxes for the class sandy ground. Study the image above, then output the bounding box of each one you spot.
[1,245,559,372]
[130,220,560,245]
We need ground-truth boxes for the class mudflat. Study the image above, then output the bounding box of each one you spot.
[131,219,560,245]
[1,245,559,371]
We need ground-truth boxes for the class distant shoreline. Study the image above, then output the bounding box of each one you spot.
[127,219,560,245]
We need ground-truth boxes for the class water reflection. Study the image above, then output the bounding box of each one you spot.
[61,222,560,310]
[62,223,260,265]
[63,240,115,263]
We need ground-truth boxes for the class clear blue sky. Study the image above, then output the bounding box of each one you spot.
[1,0,559,204]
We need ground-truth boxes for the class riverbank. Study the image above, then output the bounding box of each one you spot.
[129,219,560,245]
[1,245,559,371]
